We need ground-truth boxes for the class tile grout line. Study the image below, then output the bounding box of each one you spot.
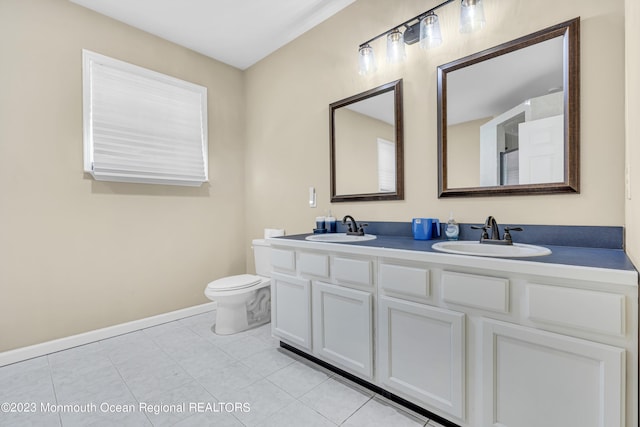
[338,394,375,426]
[105,341,154,426]
[45,354,63,426]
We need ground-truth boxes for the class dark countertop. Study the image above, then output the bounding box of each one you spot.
[276,234,637,272]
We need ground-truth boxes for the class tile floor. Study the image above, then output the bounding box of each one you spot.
[0,311,446,427]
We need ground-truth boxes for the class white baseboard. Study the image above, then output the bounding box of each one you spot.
[0,302,217,367]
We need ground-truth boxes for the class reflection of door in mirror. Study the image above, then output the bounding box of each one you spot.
[447,36,564,188]
[477,91,564,186]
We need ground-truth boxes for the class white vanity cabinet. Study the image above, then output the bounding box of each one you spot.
[304,253,375,378]
[477,278,631,427]
[271,247,375,379]
[268,238,638,427]
[313,281,373,378]
[377,260,465,419]
[378,295,465,418]
[270,247,312,350]
[270,272,312,350]
[481,318,625,427]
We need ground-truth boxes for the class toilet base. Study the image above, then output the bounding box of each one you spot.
[214,287,271,335]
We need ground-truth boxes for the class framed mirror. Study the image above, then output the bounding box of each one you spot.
[330,79,404,202]
[437,18,579,197]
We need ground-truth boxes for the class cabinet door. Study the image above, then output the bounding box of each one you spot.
[271,273,312,350]
[378,296,465,419]
[482,319,625,427]
[312,281,373,379]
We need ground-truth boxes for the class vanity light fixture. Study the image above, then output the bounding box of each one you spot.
[357,0,486,75]
[420,11,443,49]
[386,29,406,64]
[358,43,377,76]
[460,0,486,33]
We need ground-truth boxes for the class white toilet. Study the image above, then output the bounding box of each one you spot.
[204,239,272,335]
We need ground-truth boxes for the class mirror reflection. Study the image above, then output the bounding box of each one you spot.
[330,80,404,202]
[438,18,579,197]
[448,37,564,188]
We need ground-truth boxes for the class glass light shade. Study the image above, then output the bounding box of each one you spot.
[420,12,443,49]
[386,29,406,64]
[460,0,486,33]
[358,44,377,75]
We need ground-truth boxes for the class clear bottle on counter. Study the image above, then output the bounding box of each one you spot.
[445,212,459,241]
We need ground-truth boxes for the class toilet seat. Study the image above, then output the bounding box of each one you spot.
[207,274,262,291]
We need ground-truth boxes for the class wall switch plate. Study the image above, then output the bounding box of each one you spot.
[626,164,632,200]
[309,186,317,208]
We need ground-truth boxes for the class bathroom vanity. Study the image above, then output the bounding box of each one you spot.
[268,234,638,427]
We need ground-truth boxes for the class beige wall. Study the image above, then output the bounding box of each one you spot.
[447,117,489,188]
[245,0,626,242]
[625,0,640,265]
[0,0,246,351]
[334,108,394,195]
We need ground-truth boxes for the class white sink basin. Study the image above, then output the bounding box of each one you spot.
[432,241,551,258]
[305,233,377,243]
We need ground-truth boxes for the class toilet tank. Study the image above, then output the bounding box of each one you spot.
[252,239,272,277]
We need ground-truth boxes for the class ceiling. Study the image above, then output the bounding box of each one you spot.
[447,36,565,125]
[70,0,355,70]
[346,92,395,125]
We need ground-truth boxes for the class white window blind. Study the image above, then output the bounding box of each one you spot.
[377,138,396,192]
[82,50,208,186]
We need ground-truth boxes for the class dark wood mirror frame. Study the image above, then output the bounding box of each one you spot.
[330,79,404,202]
[437,18,580,197]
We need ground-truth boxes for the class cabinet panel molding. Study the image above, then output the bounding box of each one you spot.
[379,263,430,299]
[442,271,509,313]
[378,296,465,419]
[333,257,372,286]
[299,252,330,278]
[271,249,296,272]
[313,281,373,378]
[526,283,625,337]
[482,319,625,427]
[271,273,311,350]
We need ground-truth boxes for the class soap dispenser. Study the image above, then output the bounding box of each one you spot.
[445,212,459,241]
[326,210,337,233]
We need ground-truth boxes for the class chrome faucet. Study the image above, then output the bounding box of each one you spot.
[472,216,522,245]
[486,216,500,241]
[342,215,368,236]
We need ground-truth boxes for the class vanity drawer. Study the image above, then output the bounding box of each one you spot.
[526,283,625,337]
[379,263,430,299]
[441,271,509,313]
[299,252,329,278]
[271,248,296,272]
[333,256,372,286]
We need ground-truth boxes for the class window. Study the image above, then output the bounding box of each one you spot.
[82,50,208,186]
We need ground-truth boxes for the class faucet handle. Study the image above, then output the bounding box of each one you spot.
[503,226,523,244]
[471,225,490,240]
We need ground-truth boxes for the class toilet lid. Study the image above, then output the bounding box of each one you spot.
[207,274,263,291]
